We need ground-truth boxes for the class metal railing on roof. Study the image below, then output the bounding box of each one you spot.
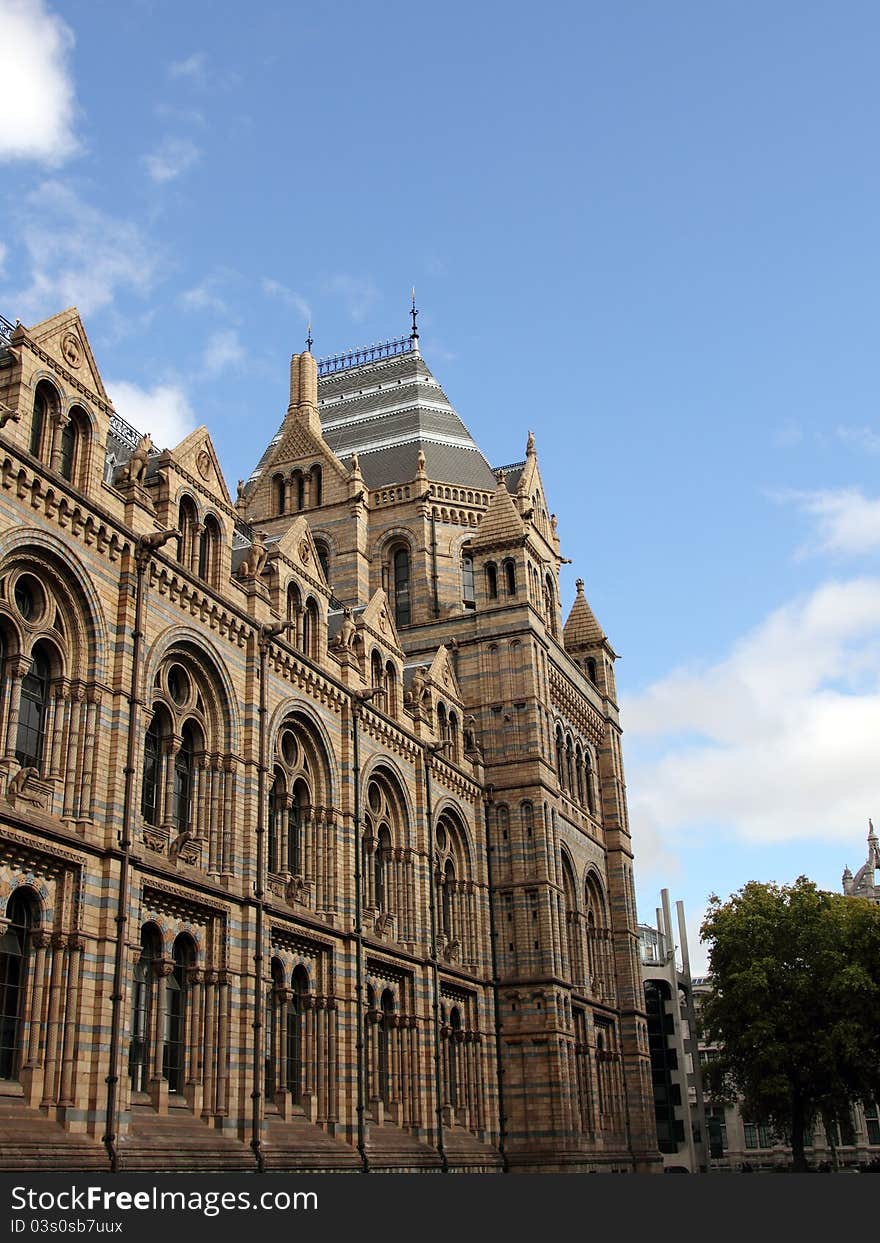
[108,411,144,452]
[0,314,17,343]
[317,334,414,377]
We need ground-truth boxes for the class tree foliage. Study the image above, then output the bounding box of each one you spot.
[699,876,880,1170]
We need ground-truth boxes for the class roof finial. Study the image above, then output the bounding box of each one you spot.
[526,429,536,456]
[575,578,585,596]
[306,320,313,354]
[410,287,419,343]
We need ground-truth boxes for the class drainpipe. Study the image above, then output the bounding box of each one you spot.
[425,740,450,1172]
[482,787,509,1171]
[103,529,179,1173]
[251,620,294,1174]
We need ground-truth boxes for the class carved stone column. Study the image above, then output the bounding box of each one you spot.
[40,933,67,1107]
[215,969,230,1116]
[3,656,29,762]
[148,959,174,1114]
[58,934,85,1107]
[201,968,218,1118]
[185,967,204,1114]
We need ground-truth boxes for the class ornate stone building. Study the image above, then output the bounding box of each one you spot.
[0,304,659,1172]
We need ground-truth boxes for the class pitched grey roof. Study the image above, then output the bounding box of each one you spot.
[317,347,497,490]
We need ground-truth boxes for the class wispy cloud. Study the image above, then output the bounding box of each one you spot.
[0,0,79,164]
[202,328,245,376]
[261,277,311,323]
[624,577,880,848]
[107,379,195,449]
[780,487,880,557]
[324,274,379,324]
[143,136,201,183]
[9,180,162,319]
[837,424,880,455]
[168,51,208,86]
[180,279,229,316]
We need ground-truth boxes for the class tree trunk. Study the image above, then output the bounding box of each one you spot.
[790,1093,808,1172]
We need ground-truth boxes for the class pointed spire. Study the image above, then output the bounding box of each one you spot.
[563,578,606,650]
[410,287,420,349]
[306,320,313,354]
[472,471,525,548]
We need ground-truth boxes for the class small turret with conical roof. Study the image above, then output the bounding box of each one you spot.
[564,578,618,699]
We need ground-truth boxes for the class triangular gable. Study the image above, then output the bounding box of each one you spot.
[170,426,232,506]
[358,588,404,656]
[26,307,108,401]
[427,645,463,705]
[271,515,330,592]
[262,413,348,482]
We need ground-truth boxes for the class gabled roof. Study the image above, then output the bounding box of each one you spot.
[563,578,606,649]
[25,307,108,401]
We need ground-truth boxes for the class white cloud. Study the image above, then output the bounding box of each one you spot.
[107,379,195,450]
[202,329,245,376]
[623,577,880,847]
[0,0,78,164]
[261,277,310,323]
[169,51,207,86]
[11,180,161,319]
[782,487,880,557]
[143,137,201,184]
[837,424,880,454]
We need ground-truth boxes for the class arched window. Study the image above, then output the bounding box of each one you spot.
[371,650,383,692]
[545,573,558,637]
[288,965,308,1101]
[273,475,285,516]
[30,383,56,460]
[448,711,459,761]
[314,539,330,584]
[585,751,596,814]
[566,737,575,795]
[267,777,281,874]
[141,713,162,825]
[129,923,161,1092]
[562,854,582,988]
[302,598,320,660]
[447,1006,462,1109]
[575,743,585,805]
[16,644,51,770]
[586,658,598,685]
[384,661,398,717]
[0,889,40,1081]
[461,551,475,609]
[163,934,195,1094]
[555,726,566,791]
[310,465,322,508]
[503,558,517,596]
[286,582,301,628]
[59,406,89,485]
[266,958,284,1097]
[288,778,307,876]
[441,858,455,938]
[374,825,391,911]
[177,498,199,572]
[292,470,305,512]
[486,562,498,600]
[198,515,222,586]
[392,547,411,628]
[172,723,196,834]
[378,989,394,1104]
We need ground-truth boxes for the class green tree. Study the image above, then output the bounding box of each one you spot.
[699,876,880,1171]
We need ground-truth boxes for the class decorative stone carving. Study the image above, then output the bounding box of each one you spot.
[120,434,154,485]
[6,767,49,811]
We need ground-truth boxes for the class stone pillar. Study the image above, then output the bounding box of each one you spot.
[3,657,29,761]
[201,969,218,1117]
[40,933,68,1106]
[215,970,230,1116]
[186,967,204,1114]
[148,960,173,1114]
[58,934,84,1106]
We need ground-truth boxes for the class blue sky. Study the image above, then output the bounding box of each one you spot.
[3,0,879,969]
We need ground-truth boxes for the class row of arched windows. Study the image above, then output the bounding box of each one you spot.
[271,465,322,516]
[177,498,224,588]
[29,380,91,489]
[555,724,597,814]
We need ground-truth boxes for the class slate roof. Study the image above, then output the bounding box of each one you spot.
[317,346,497,490]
